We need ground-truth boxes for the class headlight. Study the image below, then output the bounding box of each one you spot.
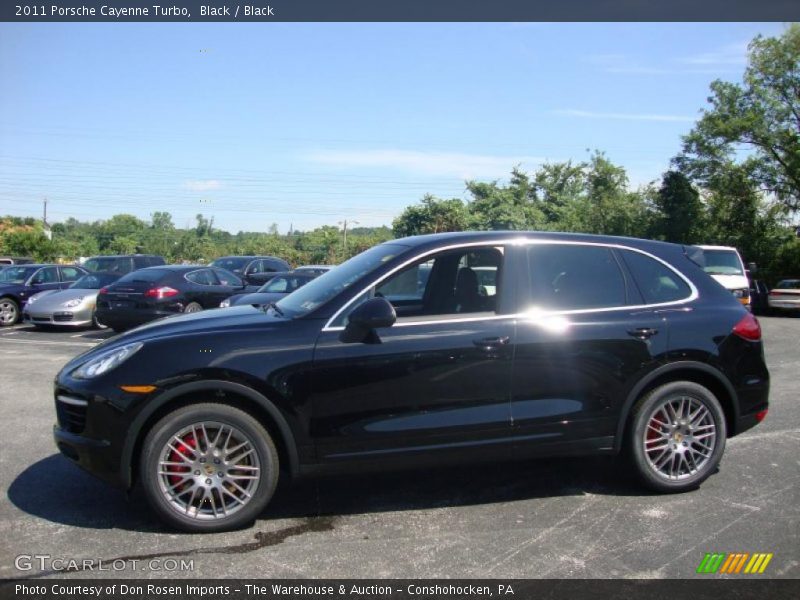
[27,294,42,305]
[220,298,231,308]
[72,342,143,379]
[62,296,85,308]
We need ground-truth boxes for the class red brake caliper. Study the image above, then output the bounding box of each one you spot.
[167,432,198,491]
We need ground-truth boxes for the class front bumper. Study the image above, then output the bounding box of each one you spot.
[53,425,121,486]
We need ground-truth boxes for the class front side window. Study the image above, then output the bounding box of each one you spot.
[32,267,59,284]
[524,244,627,311]
[332,245,504,327]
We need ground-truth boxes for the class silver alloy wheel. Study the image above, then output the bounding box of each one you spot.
[643,395,717,481]
[184,303,202,313]
[0,299,18,325]
[157,421,261,520]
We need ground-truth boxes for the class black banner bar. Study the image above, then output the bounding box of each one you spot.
[1,1,800,23]
[2,580,800,600]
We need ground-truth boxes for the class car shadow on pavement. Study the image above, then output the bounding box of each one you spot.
[8,452,648,532]
[7,454,161,532]
[266,455,647,521]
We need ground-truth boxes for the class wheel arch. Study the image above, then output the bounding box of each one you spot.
[121,379,300,489]
[615,361,739,453]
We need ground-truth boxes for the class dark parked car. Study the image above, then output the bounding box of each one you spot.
[82,254,165,275]
[0,264,88,326]
[220,271,320,307]
[53,232,769,532]
[210,256,291,286]
[0,256,35,266]
[95,265,246,332]
[749,279,770,315]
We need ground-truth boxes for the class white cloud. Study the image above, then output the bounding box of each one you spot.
[679,42,748,66]
[553,109,695,123]
[305,149,549,179]
[183,179,222,192]
[584,43,747,75]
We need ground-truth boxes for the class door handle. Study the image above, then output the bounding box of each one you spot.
[473,336,511,350]
[628,327,658,340]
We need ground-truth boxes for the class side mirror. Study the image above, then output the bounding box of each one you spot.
[340,297,396,344]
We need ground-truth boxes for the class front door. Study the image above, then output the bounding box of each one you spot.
[310,244,516,464]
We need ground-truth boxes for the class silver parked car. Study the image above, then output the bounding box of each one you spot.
[767,278,800,314]
[23,272,120,329]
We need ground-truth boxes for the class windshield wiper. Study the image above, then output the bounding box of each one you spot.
[266,302,284,317]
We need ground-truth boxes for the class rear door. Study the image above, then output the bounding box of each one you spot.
[510,242,669,452]
[29,267,62,294]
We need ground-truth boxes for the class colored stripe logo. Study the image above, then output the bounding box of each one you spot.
[697,553,773,574]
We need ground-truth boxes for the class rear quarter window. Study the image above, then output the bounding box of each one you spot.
[620,250,692,305]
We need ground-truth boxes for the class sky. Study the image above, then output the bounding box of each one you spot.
[0,22,788,234]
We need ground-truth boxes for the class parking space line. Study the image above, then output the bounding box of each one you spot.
[0,338,98,348]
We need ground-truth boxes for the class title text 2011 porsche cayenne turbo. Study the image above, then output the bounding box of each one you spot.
[53,232,769,532]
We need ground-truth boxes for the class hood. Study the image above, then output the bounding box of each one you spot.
[65,305,291,372]
[708,273,749,291]
[231,292,285,306]
[29,289,96,310]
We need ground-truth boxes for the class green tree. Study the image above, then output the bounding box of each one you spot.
[652,171,705,244]
[676,24,800,210]
[392,194,469,237]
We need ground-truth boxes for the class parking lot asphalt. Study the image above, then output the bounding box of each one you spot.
[0,318,797,580]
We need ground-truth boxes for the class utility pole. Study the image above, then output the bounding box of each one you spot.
[43,198,52,240]
[339,219,359,255]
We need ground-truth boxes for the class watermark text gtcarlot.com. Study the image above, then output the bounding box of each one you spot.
[14,554,194,572]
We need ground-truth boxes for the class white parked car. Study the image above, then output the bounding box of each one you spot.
[697,245,750,309]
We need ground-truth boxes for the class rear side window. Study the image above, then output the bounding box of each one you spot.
[620,250,691,305]
[185,269,218,286]
[60,267,83,282]
[524,244,627,311]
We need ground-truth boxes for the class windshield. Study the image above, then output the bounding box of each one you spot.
[277,243,407,317]
[702,249,744,276]
[0,266,36,283]
[70,273,118,289]
[210,257,249,272]
[83,257,126,273]
[776,280,800,289]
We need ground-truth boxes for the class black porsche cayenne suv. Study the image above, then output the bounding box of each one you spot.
[53,232,769,532]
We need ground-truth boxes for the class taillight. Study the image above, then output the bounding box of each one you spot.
[144,286,179,299]
[755,409,768,423]
[98,287,108,295]
[732,313,761,342]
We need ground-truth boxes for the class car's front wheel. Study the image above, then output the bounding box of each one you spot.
[140,403,279,532]
[628,381,726,493]
[0,297,19,326]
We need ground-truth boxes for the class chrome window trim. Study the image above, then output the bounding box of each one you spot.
[57,395,89,407]
[321,238,698,332]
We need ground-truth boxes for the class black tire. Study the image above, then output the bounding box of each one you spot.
[184,302,203,314]
[0,297,19,327]
[140,402,279,533]
[628,381,726,493]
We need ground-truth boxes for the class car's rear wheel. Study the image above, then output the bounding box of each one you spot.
[184,302,203,313]
[140,403,279,532]
[0,297,19,326]
[628,381,726,493]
